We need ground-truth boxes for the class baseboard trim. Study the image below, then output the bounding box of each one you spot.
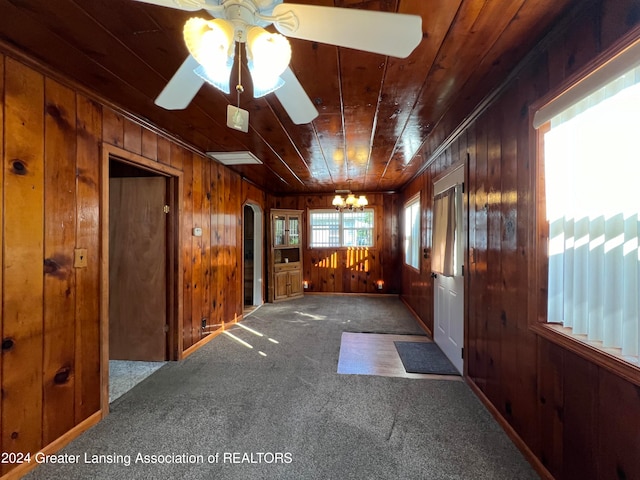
[303,292,398,297]
[465,378,554,480]
[399,296,432,337]
[1,411,102,480]
[181,314,241,360]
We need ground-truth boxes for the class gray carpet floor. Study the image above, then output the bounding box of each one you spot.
[25,295,539,480]
[109,360,167,403]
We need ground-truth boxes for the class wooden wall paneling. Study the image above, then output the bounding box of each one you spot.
[1,58,45,471]
[473,114,489,394]
[214,162,225,327]
[74,94,101,423]
[156,135,171,166]
[386,193,400,293]
[141,127,158,162]
[597,368,640,480]
[423,168,434,327]
[600,0,640,51]
[537,338,564,478]
[122,117,142,155]
[43,78,77,444]
[234,173,242,315]
[210,162,220,328]
[227,170,234,310]
[498,89,519,424]
[102,108,123,148]
[466,123,479,380]
[202,158,212,331]
[562,350,599,479]
[180,147,194,349]
[191,153,203,342]
[0,52,4,458]
[484,105,503,409]
[224,166,234,323]
[514,71,541,453]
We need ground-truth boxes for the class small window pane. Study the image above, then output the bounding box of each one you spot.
[310,211,341,247]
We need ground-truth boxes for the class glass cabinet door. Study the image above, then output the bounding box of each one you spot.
[273,215,286,246]
[288,216,300,245]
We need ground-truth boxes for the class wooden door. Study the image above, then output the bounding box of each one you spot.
[109,176,167,361]
[274,270,290,300]
[289,269,303,297]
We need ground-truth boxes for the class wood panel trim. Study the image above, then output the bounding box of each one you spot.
[465,378,554,480]
[0,412,101,480]
[531,324,640,387]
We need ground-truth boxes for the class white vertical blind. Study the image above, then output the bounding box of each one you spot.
[543,71,640,358]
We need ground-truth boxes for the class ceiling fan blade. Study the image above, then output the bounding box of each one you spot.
[132,0,205,11]
[272,3,422,58]
[155,55,205,110]
[274,68,319,125]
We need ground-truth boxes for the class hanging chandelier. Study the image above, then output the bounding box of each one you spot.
[332,192,368,211]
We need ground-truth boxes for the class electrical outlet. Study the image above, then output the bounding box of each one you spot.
[201,318,207,329]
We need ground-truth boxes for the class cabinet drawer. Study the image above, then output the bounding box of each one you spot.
[274,262,300,272]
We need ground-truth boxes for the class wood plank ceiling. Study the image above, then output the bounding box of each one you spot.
[0,0,576,194]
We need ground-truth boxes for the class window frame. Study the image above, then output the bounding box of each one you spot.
[403,193,421,272]
[308,208,375,249]
[530,32,640,386]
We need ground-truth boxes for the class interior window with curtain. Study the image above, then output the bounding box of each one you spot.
[432,185,463,277]
[538,62,640,364]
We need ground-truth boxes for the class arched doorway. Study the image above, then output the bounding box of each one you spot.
[243,203,264,310]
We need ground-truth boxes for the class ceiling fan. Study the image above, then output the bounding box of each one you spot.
[134,0,423,126]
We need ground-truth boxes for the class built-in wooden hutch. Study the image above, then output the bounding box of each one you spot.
[269,209,303,302]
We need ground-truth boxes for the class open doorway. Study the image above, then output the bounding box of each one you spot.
[101,145,182,409]
[243,203,263,314]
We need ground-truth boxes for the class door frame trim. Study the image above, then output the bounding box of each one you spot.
[100,144,183,417]
[243,202,264,306]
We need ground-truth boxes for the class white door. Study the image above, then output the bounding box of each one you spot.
[433,165,465,374]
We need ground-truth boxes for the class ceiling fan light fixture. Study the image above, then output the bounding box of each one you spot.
[184,17,235,93]
[246,26,291,98]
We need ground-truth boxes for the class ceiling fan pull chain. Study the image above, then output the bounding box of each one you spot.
[236,40,244,107]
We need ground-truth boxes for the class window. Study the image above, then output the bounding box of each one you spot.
[404,194,420,269]
[534,42,640,374]
[309,209,374,248]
